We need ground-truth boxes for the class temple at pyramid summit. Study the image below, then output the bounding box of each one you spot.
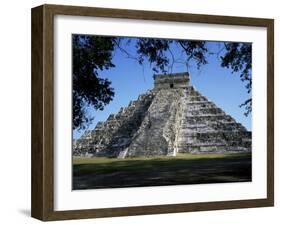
[73,72,251,158]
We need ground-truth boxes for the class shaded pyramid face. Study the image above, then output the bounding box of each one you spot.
[73,72,251,158]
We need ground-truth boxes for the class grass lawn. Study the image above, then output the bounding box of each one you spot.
[73,152,252,190]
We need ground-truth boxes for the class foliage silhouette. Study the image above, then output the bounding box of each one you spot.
[72,35,251,130]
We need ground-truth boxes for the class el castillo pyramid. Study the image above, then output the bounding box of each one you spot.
[73,72,251,158]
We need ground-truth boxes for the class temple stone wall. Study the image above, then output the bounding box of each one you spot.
[154,72,190,90]
[73,72,251,158]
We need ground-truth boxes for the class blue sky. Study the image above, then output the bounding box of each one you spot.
[73,38,251,139]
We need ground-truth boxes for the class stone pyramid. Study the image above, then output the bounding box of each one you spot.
[73,72,251,158]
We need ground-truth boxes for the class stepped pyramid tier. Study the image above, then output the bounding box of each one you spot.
[73,72,251,158]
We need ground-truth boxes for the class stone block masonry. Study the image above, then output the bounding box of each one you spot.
[73,72,251,158]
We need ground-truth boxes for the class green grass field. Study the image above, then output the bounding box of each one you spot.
[73,152,252,190]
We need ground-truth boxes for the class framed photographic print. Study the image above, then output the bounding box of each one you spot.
[31,4,274,221]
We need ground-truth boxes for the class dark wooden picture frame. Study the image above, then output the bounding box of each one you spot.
[31,4,274,221]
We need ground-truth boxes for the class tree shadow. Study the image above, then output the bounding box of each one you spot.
[73,153,252,190]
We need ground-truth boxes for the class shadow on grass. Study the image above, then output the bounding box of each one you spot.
[73,153,252,190]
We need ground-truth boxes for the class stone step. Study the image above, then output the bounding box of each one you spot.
[178,144,251,153]
[188,96,208,102]
[178,131,252,139]
[183,104,217,111]
[184,107,225,115]
[179,142,250,147]
[184,113,227,118]
[179,131,251,138]
[181,116,236,125]
[178,138,251,146]
[173,121,247,133]
[184,100,212,105]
